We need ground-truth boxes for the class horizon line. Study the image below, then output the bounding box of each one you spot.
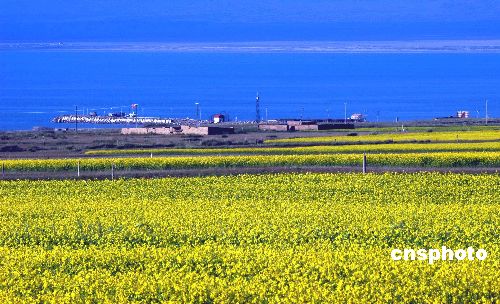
[3,39,500,53]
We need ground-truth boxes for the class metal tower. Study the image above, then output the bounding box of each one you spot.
[256,92,261,123]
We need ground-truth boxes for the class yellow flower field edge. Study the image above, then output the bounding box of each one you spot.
[265,130,500,144]
[354,125,500,132]
[0,173,498,302]
[3,152,500,172]
[85,142,500,156]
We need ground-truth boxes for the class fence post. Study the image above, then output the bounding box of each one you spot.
[77,161,80,177]
[1,163,4,178]
[362,153,367,174]
[111,163,114,180]
[150,152,153,158]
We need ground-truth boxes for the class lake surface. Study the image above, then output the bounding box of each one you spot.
[0,51,499,130]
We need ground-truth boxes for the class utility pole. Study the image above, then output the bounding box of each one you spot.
[485,100,488,125]
[256,92,261,123]
[195,102,200,120]
[344,102,347,124]
[362,153,367,174]
[75,105,78,132]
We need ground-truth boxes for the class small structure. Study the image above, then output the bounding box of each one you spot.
[130,104,139,117]
[294,123,354,131]
[181,125,234,135]
[259,124,290,132]
[294,124,319,131]
[121,127,181,135]
[457,111,469,118]
[259,121,354,132]
[286,120,318,126]
[108,112,126,117]
[319,123,354,130]
[350,114,365,122]
[213,114,225,124]
[121,125,234,136]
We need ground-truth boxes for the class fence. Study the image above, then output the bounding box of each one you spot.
[0,153,371,180]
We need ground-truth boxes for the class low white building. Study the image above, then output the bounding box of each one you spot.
[213,114,225,124]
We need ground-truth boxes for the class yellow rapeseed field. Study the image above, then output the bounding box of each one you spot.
[265,130,500,144]
[2,151,499,171]
[85,142,500,156]
[0,173,498,302]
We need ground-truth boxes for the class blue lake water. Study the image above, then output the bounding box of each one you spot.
[0,51,499,130]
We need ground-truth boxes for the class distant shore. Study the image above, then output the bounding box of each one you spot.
[1,119,499,160]
[4,40,500,53]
